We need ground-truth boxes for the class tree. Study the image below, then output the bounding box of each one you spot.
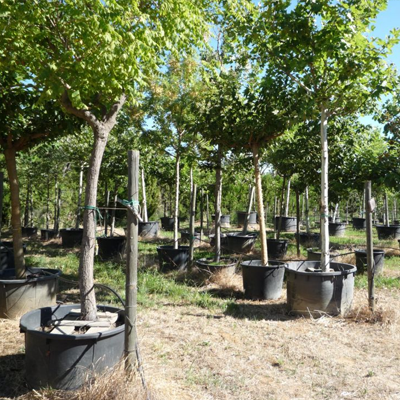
[0,70,81,278]
[3,0,215,319]
[243,0,399,270]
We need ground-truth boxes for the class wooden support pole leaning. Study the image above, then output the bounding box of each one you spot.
[365,181,375,312]
[125,150,139,371]
[189,184,197,267]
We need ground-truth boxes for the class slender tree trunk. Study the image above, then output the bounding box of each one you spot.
[243,185,255,235]
[55,188,61,233]
[76,166,84,229]
[385,192,390,226]
[189,184,197,267]
[394,198,397,223]
[53,177,58,230]
[79,126,109,321]
[5,148,25,278]
[252,144,268,265]
[361,190,365,217]
[296,189,300,258]
[173,151,180,250]
[206,193,210,233]
[277,176,286,240]
[24,178,30,227]
[320,107,330,272]
[104,185,110,236]
[284,178,291,217]
[110,183,118,237]
[333,203,339,222]
[141,169,148,223]
[214,146,223,262]
[365,181,374,311]
[305,186,310,234]
[46,175,50,230]
[200,188,204,242]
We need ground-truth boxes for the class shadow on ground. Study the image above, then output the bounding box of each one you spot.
[0,353,28,398]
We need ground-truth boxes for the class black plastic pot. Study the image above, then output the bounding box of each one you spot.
[0,241,27,271]
[375,225,400,240]
[160,217,177,231]
[352,217,366,230]
[40,229,58,241]
[285,261,356,317]
[195,257,237,275]
[157,245,190,271]
[138,221,159,238]
[296,232,321,248]
[274,216,297,232]
[225,232,257,254]
[60,228,84,248]
[236,211,258,226]
[328,222,347,237]
[241,260,286,300]
[180,230,201,245]
[266,238,288,260]
[0,267,61,319]
[212,214,231,226]
[97,236,126,260]
[354,249,385,275]
[20,304,124,390]
[22,227,38,238]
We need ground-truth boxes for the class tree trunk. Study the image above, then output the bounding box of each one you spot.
[320,107,330,272]
[104,184,110,236]
[214,146,222,262]
[76,166,84,229]
[365,181,375,311]
[24,178,30,227]
[242,185,255,235]
[305,186,310,234]
[46,175,50,230]
[0,172,3,239]
[141,169,148,223]
[55,188,61,233]
[79,125,109,321]
[284,178,291,217]
[296,189,300,258]
[333,203,339,222]
[4,147,25,278]
[111,183,118,237]
[385,192,390,226]
[277,176,286,240]
[252,143,268,265]
[173,151,180,250]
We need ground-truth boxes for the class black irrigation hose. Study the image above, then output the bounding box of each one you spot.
[38,272,151,399]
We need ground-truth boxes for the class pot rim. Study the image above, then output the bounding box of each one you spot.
[285,260,356,276]
[0,267,61,284]
[241,259,286,268]
[20,304,124,340]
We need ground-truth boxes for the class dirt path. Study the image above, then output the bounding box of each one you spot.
[138,289,400,400]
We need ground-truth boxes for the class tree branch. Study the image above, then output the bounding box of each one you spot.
[103,93,127,126]
[60,90,99,128]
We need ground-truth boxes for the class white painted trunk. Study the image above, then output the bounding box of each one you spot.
[141,169,148,223]
[284,178,291,217]
[320,108,330,272]
[385,192,390,227]
[252,144,268,265]
[305,186,310,234]
[173,153,180,250]
[214,147,222,263]
[75,166,84,229]
[332,203,339,222]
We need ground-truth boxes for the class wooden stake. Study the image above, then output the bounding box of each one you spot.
[365,181,375,312]
[125,150,139,371]
[189,184,197,266]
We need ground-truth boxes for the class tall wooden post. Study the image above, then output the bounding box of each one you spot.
[125,150,139,371]
[189,184,197,267]
[365,181,375,312]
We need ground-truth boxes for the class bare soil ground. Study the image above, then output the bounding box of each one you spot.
[2,278,400,400]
